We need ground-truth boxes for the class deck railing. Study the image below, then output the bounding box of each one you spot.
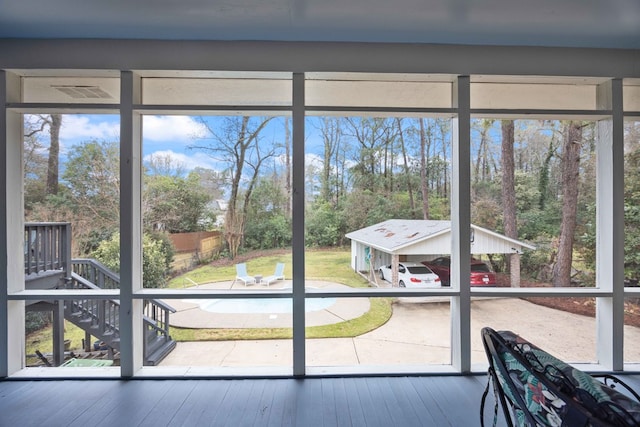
[70,258,175,359]
[24,223,175,364]
[67,271,121,344]
[24,222,71,276]
[71,258,120,290]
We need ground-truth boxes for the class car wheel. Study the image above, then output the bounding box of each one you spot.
[399,280,406,288]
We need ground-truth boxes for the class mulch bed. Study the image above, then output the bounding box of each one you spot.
[496,274,640,328]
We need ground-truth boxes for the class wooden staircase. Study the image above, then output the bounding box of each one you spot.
[25,223,177,366]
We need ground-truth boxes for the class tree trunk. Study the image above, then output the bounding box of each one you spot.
[321,118,333,204]
[218,116,272,258]
[284,117,292,217]
[396,119,415,216]
[501,120,519,287]
[46,114,62,196]
[475,120,496,183]
[552,121,582,287]
[419,119,430,219]
[440,120,448,198]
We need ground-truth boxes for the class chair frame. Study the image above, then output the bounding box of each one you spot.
[261,262,285,287]
[233,263,256,286]
[481,327,640,427]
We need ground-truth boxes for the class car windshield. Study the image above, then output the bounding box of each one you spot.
[407,266,433,275]
[471,264,491,273]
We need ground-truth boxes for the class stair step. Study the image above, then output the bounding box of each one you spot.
[144,339,177,366]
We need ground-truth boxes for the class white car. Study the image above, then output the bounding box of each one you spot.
[379,262,442,288]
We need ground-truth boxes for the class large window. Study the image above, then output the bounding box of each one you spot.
[2,63,637,378]
[23,113,121,370]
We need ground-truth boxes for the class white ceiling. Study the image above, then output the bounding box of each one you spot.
[0,0,639,49]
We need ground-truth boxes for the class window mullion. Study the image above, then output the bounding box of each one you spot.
[596,78,625,370]
[292,73,306,377]
[451,75,471,373]
[119,71,144,377]
[2,70,25,377]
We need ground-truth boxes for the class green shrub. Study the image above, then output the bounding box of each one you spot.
[92,232,175,288]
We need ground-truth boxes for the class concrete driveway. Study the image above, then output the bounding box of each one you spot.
[159,296,640,370]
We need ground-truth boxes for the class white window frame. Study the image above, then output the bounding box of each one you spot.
[1,41,638,378]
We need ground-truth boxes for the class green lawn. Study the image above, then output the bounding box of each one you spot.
[26,322,87,364]
[168,248,370,289]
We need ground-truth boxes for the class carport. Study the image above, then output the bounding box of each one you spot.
[345,219,535,287]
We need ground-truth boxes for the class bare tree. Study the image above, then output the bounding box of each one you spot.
[62,140,121,255]
[46,114,62,196]
[473,119,497,184]
[419,118,430,219]
[396,118,416,216]
[344,117,394,191]
[438,119,450,198]
[319,117,342,205]
[145,152,187,177]
[23,119,49,208]
[24,114,62,196]
[284,117,292,217]
[191,116,274,258]
[501,120,519,287]
[552,121,583,287]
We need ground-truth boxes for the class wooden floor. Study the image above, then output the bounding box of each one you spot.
[0,374,503,426]
[3,374,640,426]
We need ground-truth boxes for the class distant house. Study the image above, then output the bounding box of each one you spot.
[345,219,535,278]
[214,199,229,211]
[206,199,228,228]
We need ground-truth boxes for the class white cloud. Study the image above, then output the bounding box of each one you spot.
[60,115,120,141]
[304,152,356,171]
[305,152,323,169]
[143,150,220,171]
[143,116,208,143]
[57,114,207,146]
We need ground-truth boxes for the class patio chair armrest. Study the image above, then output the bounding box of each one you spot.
[592,374,640,402]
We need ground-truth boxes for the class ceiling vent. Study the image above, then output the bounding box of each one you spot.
[51,85,113,99]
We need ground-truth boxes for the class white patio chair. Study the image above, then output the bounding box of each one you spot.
[234,263,255,286]
[262,262,285,286]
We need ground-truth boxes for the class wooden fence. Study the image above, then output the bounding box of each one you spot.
[169,231,225,271]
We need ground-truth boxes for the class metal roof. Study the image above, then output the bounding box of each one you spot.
[345,219,535,254]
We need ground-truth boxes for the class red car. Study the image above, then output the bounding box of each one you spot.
[421,257,496,287]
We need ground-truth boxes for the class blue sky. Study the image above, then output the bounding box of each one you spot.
[55,114,325,174]
[58,114,217,170]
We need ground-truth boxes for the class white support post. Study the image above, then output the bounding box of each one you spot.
[451,75,472,373]
[596,79,625,371]
[1,71,25,377]
[391,254,399,287]
[0,70,8,378]
[292,72,306,377]
[119,71,144,377]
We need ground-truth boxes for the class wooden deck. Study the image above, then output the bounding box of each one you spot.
[3,374,640,426]
[0,375,496,426]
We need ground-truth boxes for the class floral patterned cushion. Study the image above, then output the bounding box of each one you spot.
[483,328,640,427]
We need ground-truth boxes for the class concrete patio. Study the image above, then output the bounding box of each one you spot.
[159,292,640,369]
